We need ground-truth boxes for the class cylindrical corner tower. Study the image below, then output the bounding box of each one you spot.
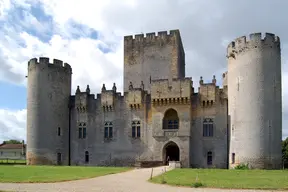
[26,57,72,165]
[227,33,282,169]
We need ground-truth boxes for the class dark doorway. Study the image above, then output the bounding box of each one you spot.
[57,153,62,165]
[164,142,180,165]
[85,151,89,163]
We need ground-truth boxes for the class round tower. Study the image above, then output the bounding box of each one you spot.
[227,33,282,169]
[26,57,72,165]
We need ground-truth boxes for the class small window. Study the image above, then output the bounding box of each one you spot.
[232,153,235,164]
[109,126,113,138]
[104,127,109,138]
[78,127,82,138]
[132,125,136,138]
[207,151,212,165]
[57,127,61,136]
[104,121,113,139]
[136,125,141,138]
[83,128,87,139]
[203,118,214,137]
[85,151,89,163]
[78,122,87,139]
[131,121,141,138]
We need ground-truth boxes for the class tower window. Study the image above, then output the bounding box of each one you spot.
[78,123,87,139]
[104,122,113,139]
[203,118,214,137]
[132,121,141,138]
[57,127,61,136]
[232,153,235,164]
[207,151,213,165]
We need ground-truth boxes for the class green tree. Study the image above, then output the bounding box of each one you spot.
[282,137,288,166]
[3,139,22,144]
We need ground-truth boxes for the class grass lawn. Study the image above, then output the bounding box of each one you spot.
[150,168,288,190]
[0,165,131,183]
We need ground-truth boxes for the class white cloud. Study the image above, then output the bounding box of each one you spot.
[0,109,26,142]
[0,0,288,143]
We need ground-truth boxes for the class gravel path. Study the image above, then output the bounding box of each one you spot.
[0,166,285,192]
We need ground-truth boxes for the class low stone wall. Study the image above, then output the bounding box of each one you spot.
[168,161,181,168]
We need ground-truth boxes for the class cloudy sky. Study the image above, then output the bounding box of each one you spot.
[0,0,287,143]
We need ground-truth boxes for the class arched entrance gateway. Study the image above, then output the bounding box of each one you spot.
[163,141,180,165]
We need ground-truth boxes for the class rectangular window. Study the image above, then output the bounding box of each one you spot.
[78,127,82,139]
[207,152,213,165]
[232,153,235,164]
[83,128,87,139]
[136,126,141,138]
[104,127,109,138]
[104,121,113,139]
[203,118,214,137]
[78,122,87,139]
[109,126,113,138]
[57,127,61,136]
[131,121,141,138]
[132,126,136,137]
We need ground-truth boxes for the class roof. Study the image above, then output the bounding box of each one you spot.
[0,143,26,149]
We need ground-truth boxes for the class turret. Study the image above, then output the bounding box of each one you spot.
[227,33,282,169]
[26,57,72,165]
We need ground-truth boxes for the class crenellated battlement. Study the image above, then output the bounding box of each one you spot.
[227,33,280,58]
[28,57,72,72]
[124,30,180,42]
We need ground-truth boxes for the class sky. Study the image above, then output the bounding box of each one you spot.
[0,0,287,143]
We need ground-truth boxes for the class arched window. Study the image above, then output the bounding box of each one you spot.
[163,108,179,129]
[85,151,89,163]
[207,151,212,165]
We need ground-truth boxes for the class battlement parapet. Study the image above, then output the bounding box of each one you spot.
[124,30,180,49]
[124,30,180,41]
[28,57,72,73]
[227,33,280,58]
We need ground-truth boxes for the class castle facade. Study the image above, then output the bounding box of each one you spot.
[26,30,283,169]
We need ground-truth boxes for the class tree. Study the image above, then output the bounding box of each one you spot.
[2,139,22,144]
[282,137,288,167]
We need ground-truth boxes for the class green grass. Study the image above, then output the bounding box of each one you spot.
[150,168,288,190]
[0,165,131,183]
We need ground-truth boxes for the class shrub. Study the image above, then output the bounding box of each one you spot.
[192,182,204,188]
[234,163,249,170]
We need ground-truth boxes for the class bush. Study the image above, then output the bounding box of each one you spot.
[192,182,204,188]
[234,163,249,170]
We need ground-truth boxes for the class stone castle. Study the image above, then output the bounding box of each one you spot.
[26,29,283,169]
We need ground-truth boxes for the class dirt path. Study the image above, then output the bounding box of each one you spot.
[0,166,285,192]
